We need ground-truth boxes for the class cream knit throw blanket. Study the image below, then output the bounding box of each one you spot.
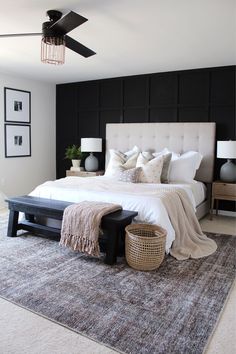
[157,187,217,260]
[60,201,122,257]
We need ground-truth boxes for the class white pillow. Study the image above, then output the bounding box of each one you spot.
[136,151,153,166]
[137,154,164,183]
[156,147,180,160]
[168,151,203,183]
[105,149,139,177]
[124,145,140,158]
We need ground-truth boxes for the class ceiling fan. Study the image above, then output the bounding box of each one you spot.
[0,10,96,65]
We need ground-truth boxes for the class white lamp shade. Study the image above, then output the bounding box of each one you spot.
[217,141,236,159]
[81,138,102,152]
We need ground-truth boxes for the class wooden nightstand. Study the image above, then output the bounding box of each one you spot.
[210,181,236,219]
[66,170,104,177]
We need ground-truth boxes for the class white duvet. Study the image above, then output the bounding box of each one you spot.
[30,176,204,253]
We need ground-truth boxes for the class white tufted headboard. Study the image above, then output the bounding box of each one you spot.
[106,122,216,183]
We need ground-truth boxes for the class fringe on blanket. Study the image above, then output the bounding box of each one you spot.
[60,201,122,257]
[60,233,100,257]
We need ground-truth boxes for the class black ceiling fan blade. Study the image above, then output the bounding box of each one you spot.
[50,11,88,36]
[0,33,42,38]
[65,35,96,58]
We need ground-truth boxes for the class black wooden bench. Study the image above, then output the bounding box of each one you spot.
[6,195,138,265]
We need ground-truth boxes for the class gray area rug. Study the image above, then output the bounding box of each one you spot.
[0,217,235,354]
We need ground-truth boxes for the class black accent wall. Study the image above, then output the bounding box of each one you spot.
[56,65,235,210]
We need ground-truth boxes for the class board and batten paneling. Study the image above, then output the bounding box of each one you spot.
[56,65,235,211]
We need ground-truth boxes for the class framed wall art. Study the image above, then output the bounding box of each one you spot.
[5,124,31,158]
[4,87,31,123]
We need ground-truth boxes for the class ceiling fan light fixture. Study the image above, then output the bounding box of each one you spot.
[41,36,65,65]
[0,9,95,64]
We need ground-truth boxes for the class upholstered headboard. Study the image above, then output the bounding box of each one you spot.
[106,122,216,183]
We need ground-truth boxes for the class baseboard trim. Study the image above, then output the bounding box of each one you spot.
[214,209,236,217]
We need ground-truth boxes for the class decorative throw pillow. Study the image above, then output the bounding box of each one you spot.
[118,167,142,183]
[105,149,139,177]
[124,145,140,158]
[136,151,153,166]
[137,155,164,183]
[153,152,172,183]
[168,151,203,183]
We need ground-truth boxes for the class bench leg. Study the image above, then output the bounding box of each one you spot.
[104,218,135,265]
[104,226,120,265]
[7,210,19,237]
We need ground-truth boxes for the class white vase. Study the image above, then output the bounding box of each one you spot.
[72,159,81,168]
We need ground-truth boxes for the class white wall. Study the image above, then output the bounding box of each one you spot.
[0,72,56,200]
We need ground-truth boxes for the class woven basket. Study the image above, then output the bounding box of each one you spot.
[125,224,167,271]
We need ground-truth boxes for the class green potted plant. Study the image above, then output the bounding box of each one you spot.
[65,145,83,168]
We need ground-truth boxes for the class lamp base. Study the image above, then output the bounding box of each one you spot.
[220,159,236,182]
[85,153,98,172]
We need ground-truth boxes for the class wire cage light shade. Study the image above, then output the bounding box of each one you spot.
[41,36,65,65]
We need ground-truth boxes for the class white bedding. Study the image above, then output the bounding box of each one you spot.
[30,176,206,253]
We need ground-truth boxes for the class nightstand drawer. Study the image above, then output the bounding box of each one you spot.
[213,182,236,197]
[79,171,102,177]
[67,171,81,176]
[66,170,104,177]
[210,181,236,219]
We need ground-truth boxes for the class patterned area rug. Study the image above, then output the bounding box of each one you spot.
[0,216,235,354]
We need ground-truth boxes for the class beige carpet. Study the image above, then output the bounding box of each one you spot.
[0,209,235,354]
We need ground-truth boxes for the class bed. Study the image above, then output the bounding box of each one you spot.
[30,122,216,253]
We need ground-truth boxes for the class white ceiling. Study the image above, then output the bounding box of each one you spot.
[0,0,235,84]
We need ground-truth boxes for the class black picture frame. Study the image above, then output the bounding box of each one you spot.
[5,124,31,158]
[4,87,31,123]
